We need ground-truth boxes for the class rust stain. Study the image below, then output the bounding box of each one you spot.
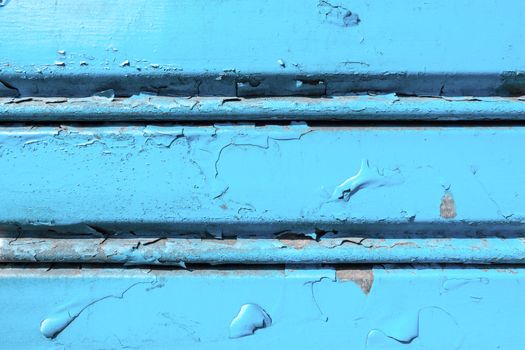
[177,268,285,278]
[211,239,238,246]
[440,191,457,219]
[388,241,417,248]
[335,268,374,294]
[278,239,312,249]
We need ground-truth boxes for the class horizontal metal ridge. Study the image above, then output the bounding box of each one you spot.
[1,95,525,122]
[2,236,525,265]
[2,73,525,99]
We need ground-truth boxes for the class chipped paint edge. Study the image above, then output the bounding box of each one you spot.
[1,95,525,121]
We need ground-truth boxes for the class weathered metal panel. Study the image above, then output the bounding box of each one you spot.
[2,2,524,348]
[0,124,524,235]
[1,0,524,97]
[0,266,523,349]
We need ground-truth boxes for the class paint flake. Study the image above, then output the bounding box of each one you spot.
[331,159,403,201]
[40,281,155,339]
[229,303,272,338]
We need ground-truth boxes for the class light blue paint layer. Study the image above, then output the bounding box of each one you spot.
[0,266,523,349]
[1,0,524,96]
[1,124,525,234]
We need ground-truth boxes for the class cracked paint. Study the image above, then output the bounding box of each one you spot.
[318,0,361,27]
[5,235,525,265]
[1,1,524,97]
[441,277,490,293]
[0,2,523,350]
[40,281,155,339]
[2,95,525,121]
[1,124,525,237]
[0,265,522,348]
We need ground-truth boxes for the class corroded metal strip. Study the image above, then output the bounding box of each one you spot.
[2,95,525,121]
[1,124,525,234]
[2,236,525,265]
[0,266,523,348]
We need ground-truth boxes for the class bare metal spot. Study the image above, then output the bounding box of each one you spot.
[211,239,237,246]
[440,191,457,219]
[279,239,311,249]
[336,268,374,294]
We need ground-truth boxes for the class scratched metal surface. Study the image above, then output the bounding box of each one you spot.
[0,266,522,349]
[0,124,523,235]
[1,0,525,97]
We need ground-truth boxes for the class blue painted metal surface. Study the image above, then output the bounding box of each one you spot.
[0,124,524,234]
[1,266,524,349]
[2,95,525,121]
[3,235,525,265]
[1,1,524,348]
[1,0,524,97]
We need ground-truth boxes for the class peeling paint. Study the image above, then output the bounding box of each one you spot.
[331,159,404,201]
[4,234,525,265]
[0,124,525,237]
[336,268,374,294]
[0,1,524,97]
[1,3,524,349]
[0,80,19,97]
[0,266,518,348]
[2,95,525,121]
[367,307,461,349]
[440,191,457,219]
[229,303,272,338]
[40,281,155,339]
